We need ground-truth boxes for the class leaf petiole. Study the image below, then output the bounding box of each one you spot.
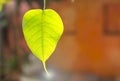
[43,0,46,10]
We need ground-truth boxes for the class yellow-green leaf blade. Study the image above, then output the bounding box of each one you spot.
[22,9,64,73]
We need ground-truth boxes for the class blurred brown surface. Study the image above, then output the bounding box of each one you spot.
[47,0,120,77]
[1,0,120,80]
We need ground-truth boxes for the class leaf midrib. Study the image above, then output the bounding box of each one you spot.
[41,11,45,62]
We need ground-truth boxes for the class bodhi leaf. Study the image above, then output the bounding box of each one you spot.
[22,9,64,74]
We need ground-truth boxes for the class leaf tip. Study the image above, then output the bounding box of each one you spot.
[42,61,49,75]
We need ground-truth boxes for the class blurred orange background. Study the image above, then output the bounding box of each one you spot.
[0,0,120,81]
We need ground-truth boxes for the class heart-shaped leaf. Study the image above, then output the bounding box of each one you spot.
[22,9,64,74]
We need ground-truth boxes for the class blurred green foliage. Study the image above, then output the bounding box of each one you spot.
[6,56,19,71]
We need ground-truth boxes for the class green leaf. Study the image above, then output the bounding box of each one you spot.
[22,9,64,74]
[0,5,3,12]
[0,0,10,11]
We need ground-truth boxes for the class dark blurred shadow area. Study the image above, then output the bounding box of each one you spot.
[0,0,120,81]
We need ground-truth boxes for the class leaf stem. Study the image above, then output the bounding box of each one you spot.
[43,0,46,10]
[42,61,49,75]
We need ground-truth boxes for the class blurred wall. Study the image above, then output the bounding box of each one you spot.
[46,0,120,77]
[2,0,120,79]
